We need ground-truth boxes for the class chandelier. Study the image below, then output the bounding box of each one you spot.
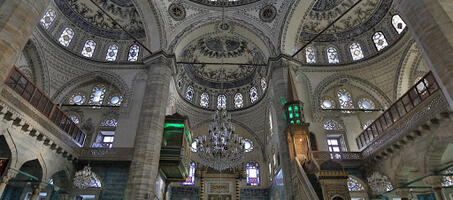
[192,109,246,171]
[73,165,101,189]
[367,172,393,194]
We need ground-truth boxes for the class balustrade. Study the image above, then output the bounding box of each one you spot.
[356,72,439,150]
[4,67,86,146]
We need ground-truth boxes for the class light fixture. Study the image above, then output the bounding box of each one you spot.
[73,165,101,189]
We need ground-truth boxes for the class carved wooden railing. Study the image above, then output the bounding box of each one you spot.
[356,72,440,150]
[79,148,135,161]
[4,67,86,146]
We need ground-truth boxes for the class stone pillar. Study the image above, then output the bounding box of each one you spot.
[125,57,172,199]
[0,170,17,197]
[0,0,50,82]
[269,60,294,199]
[424,176,446,200]
[396,0,453,109]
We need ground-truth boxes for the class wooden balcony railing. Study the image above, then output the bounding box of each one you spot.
[5,67,86,146]
[312,151,362,161]
[79,148,134,161]
[356,72,440,150]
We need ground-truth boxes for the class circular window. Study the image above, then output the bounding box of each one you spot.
[320,97,335,109]
[242,139,254,153]
[358,98,375,111]
[190,140,198,152]
[69,93,86,105]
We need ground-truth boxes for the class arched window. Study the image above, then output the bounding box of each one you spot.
[108,95,123,106]
[58,28,74,47]
[349,43,364,61]
[185,86,194,101]
[81,40,96,58]
[217,95,227,110]
[321,97,335,109]
[347,177,365,191]
[69,115,80,124]
[69,93,86,105]
[261,78,267,92]
[105,44,119,61]
[93,118,118,148]
[234,93,243,108]
[242,139,254,153]
[442,168,453,187]
[128,44,140,61]
[392,15,407,34]
[246,162,260,186]
[358,98,375,111]
[373,32,389,51]
[40,9,56,29]
[305,46,316,64]
[200,93,209,108]
[88,84,106,105]
[363,120,373,130]
[338,89,354,113]
[327,47,340,64]
[250,87,258,103]
[181,162,196,186]
[324,120,340,130]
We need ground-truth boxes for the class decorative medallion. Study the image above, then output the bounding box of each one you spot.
[217,22,231,32]
[260,5,277,22]
[169,3,186,21]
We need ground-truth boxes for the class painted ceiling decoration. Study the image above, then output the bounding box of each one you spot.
[55,0,145,40]
[180,36,265,88]
[302,0,392,42]
[188,0,262,7]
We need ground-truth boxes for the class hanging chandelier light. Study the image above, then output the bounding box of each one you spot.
[73,165,102,189]
[192,109,246,171]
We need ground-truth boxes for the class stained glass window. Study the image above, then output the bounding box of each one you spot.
[69,115,80,124]
[347,177,365,191]
[373,32,389,51]
[186,86,194,101]
[88,84,106,105]
[128,44,140,61]
[324,120,340,130]
[40,9,56,29]
[243,139,254,153]
[327,136,343,159]
[101,118,118,127]
[181,162,196,186]
[69,93,85,105]
[177,78,183,89]
[246,162,260,186]
[105,44,119,61]
[261,78,267,92]
[358,98,375,111]
[442,168,453,187]
[321,97,335,109]
[58,28,74,47]
[392,15,407,34]
[234,93,243,109]
[338,89,354,113]
[200,93,209,108]
[327,47,340,64]
[305,46,316,64]
[108,95,123,106]
[217,95,227,110]
[349,43,364,61]
[81,40,96,58]
[363,120,373,130]
[190,140,198,153]
[250,87,258,103]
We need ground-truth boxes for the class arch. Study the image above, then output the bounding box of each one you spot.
[20,38,51,95]
[52,71,131,106]
[312,74,392,113]
[395,41,427,99]
[130,0,165,51]
[0,130,19,169]
[281,0,317,55]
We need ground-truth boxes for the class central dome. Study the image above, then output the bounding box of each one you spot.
[181,36,264,89]
[188,0,261,7]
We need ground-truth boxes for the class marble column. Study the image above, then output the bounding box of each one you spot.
[396,0,453,109]
[125,57,172,199]
[0,170,17,198]
[0,0,50,82]
[269,60,294,199]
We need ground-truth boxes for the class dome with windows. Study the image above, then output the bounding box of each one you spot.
[298,0,408,65]
[37,0,147,62]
